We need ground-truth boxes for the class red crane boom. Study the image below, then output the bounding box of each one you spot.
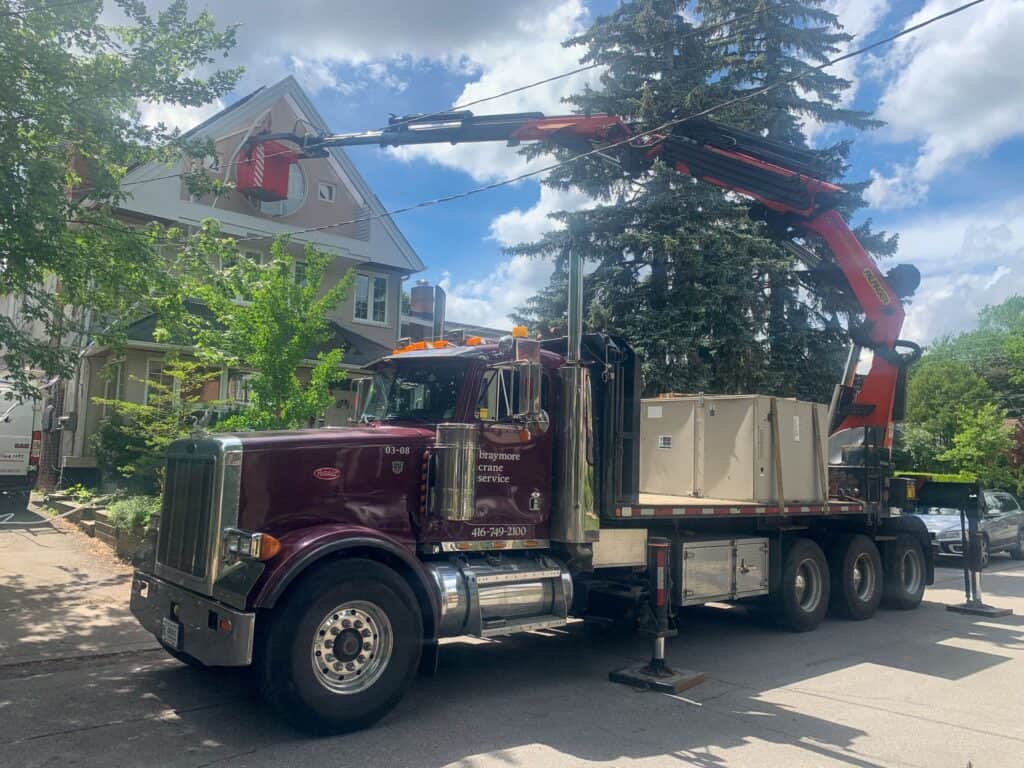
[237,110,920,446]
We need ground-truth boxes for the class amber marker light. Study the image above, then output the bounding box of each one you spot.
[223,529,282,561]
[255,533,282,560]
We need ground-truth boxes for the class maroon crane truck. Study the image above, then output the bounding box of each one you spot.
[129,112,933,733]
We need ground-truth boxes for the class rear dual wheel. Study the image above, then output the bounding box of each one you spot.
[828,534,883,620]
[774,538,830,632]
[881,535,926,610]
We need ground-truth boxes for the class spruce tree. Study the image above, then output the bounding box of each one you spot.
[511,0,898,402]
[511,0,775,395]
[698,0,896,399]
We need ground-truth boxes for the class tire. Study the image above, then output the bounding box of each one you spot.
[1,490,30,514]
[160,642,207,668]
[773,538,830,632]
[881,535,926,610]
[827,534,883,620]
[258,558,422,735]
[1010,529,1024,561]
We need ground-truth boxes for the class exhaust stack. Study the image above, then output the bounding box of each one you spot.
[551,241,599,544]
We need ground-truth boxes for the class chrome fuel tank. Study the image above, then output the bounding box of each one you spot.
[425,556,573,638]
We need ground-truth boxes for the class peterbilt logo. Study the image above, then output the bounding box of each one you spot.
[313,467,341,481]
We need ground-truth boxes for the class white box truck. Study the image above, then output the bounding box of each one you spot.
[0,380,42,511]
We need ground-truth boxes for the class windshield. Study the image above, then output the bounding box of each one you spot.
[361,363,465,424]
[916,505,961,516]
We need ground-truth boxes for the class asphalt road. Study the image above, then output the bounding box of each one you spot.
[2,505,1022,768]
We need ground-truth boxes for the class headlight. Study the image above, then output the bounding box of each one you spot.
[937,529,962,541]
[222,528,282,560]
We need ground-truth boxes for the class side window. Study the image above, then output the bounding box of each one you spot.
[997,493,1020,512]
[476,367,550,423]
[476,368,517,422]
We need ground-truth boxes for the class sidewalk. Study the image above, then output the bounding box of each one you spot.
[0,501,157,670]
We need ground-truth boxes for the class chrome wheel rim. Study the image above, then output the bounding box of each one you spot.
[852,552,877,602]
[900,548,922,595]
[311,601,393,695]
[793,558,823,612]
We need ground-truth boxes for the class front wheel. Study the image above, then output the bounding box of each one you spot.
[258,559,423,735]
[774,538,830,632]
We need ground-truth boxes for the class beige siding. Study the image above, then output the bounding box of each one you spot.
[186,98,365,241]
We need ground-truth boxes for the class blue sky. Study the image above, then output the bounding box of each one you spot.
[135,0,1024,341]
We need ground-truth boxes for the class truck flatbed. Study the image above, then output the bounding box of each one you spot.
[614,494,864,519]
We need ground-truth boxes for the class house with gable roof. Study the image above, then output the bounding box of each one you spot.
[58,76,424,472]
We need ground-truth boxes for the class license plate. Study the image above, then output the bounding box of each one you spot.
[161,617,181,649]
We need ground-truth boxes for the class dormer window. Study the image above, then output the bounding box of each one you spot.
[259,163,306,217]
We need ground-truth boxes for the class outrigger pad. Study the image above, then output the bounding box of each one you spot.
[609,662,706,694]
[946,602,1012,618]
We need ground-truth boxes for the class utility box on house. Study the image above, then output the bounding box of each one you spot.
[639,395,828,503]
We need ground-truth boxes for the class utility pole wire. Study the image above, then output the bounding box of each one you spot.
[234,0,990,244]
[114,5,788,190]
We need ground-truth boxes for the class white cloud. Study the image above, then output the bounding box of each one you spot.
[103,0,571,128]
[137,100,225,132]
[863,164,925,209]
[802,0,890,145]
[867,0,1024,208]
[887,196,1024,342]
[489,186,592,247]
[441,186,594,328]
[391,0,599,182]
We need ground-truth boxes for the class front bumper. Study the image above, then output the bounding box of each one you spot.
[130,572,255,667]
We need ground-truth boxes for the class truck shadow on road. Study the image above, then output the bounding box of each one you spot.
[1,550,1020,767]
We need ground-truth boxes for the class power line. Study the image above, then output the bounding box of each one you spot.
[114,4,787,191]
[377,3,794,134]
[235,0,990,244]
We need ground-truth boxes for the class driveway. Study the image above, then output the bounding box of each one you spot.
[1,506,1021,768]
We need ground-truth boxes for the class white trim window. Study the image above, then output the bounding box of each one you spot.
[100,361,123,417]
[227,370,255,406]
[354,272,388,325]
[317,181,337,203]
[145,359,179,406]
[294,260,307,287]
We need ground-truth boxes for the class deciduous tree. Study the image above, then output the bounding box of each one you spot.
[186,226,353,430]
[0,0,240,396]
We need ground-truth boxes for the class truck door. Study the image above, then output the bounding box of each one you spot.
[470,363,553,543]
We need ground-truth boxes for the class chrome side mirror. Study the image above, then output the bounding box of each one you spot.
[349,378,372,423]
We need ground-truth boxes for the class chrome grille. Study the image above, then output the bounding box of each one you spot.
[157,453,217,578]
